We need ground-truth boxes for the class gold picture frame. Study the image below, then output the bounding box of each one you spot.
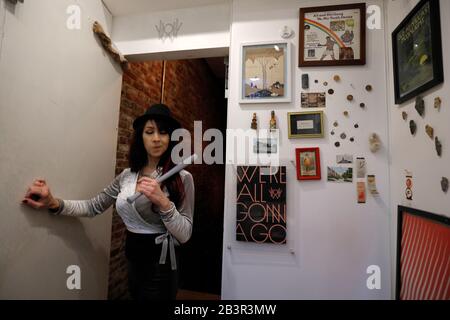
[288,111,324,139]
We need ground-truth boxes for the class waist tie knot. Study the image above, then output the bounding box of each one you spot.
[155,232,178,270]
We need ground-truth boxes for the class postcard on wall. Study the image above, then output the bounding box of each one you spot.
[367,175,379,195]
[327,166,353,183]
[357,182,366,204]
[236,166,287,244]
[301,92,326,108]
[337,154,353,164]
[356,157,366,178]
[356,182,366,203]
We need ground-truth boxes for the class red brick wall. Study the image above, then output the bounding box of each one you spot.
[107,61,163,300]
[108,59,226,299]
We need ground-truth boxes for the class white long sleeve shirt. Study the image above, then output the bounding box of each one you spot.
[52,168,194,244]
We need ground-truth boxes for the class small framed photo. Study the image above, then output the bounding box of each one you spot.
[240,41,291,104]
[288,111,324,139]
[296,148,321,181]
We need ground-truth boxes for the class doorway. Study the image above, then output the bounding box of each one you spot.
[108,56,227,299]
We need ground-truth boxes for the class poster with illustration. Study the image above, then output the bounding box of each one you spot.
[392,0,444,104]
[299,3,366,67]
[236,166,287,244]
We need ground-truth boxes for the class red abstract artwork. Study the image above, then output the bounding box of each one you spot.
[397,207,450,300]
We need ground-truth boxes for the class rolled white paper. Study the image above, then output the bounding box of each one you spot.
[126,154,198,204]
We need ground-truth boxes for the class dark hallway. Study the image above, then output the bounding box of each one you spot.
[108,58,227,299]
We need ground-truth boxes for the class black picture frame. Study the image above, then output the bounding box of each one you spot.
[392,0,444,105]
[396,206,450,300]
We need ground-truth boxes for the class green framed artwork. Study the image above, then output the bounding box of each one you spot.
[288,111,324,139]
[392,0,444,104]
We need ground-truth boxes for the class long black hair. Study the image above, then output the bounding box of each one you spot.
[128,117,185,207]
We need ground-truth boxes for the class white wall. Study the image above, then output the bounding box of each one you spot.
[0,0,122,299]
[111,2,231,61]
[3,0,447,300]
[385,0,450,298]
[221,0,391,299]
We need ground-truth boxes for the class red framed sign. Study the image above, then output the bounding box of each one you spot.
[295,148,321,181]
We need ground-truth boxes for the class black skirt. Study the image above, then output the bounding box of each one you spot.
[125,230,179,300]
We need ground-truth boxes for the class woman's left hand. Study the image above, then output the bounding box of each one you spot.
[136,177,172,211]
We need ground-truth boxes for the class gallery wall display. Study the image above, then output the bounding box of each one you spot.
[240,41,291,104]
[236,166,287,244]
[299,3,366,67]
[295,148,321,181]
[392,0,444,104]
[288,111,324,139]
[396,206,450,300]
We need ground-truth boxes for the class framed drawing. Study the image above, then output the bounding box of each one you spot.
[295,148,321,181]
[396,206,450,300]
[392,0,444,104]
[240,41,291,104]
[288,111,324,138]
[299,3,366,67]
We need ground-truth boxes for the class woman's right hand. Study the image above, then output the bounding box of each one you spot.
[22,179,59,210]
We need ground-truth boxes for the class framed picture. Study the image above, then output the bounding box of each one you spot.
[301,92,326,108]
[295,148,321,180]
[240,41,291,104]
[299,3,366,67]
[396,206,450,300]
[288,111,324,138]
[392,0,444,104]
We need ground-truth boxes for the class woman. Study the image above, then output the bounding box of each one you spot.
[21,104,195,300]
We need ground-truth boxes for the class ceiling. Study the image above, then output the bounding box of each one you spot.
[102,0,230,16]
[102,0,228,79]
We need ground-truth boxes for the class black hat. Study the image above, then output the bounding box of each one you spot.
[133,103,181,130]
